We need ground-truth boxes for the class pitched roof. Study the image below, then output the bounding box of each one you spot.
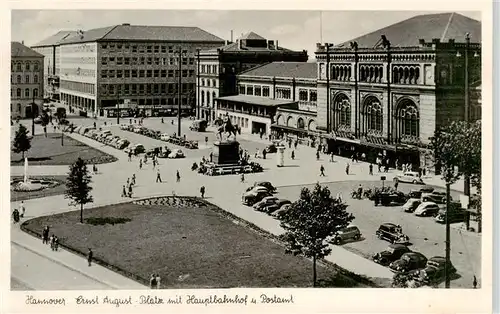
[31,30,79,47]
[337,12,481,48]
[239,32,266,40]
[239,62,317,79]
[217,95,295,107]
[11,42,44,58]
[58,24,224,45]
[203,41,293,53]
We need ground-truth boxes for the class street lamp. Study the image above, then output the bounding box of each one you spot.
[177,46,187,137]
[325,43,333,133]
[31,94,36,136]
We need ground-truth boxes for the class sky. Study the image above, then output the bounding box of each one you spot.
[11,10,481,60]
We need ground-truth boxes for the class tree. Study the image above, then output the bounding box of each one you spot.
[278,183,354,287]
[12,124,32,159]
[65,158,93,223]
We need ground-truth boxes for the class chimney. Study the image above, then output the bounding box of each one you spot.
[276,40,278,50]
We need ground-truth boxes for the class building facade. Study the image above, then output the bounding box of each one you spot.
[54,24,224,117]
[11,42,44,118]
[196,32,308,123]
[31,31,78,100]
[312,12,481,170]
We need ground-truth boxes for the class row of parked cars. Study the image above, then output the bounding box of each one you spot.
[120,124,199,149]
[240,182,293,219]
[372,243,456,285]
[401,188,466,223]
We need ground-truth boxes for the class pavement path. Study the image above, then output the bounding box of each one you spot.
[10,119,472,289]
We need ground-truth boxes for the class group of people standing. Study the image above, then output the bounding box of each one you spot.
[11,201,26,224]
[42,225,60,251]
[122,174,136,198]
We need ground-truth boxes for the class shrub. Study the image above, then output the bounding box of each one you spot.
[85,217,132,226]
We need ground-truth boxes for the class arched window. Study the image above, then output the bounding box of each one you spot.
[297,117,305,129]
[286,116,295,127]
[25,62,30,71]
[25,75,29,84]
[277,115,284,125]
[34,62,39,71]
[201,91,205,105]
[206,92,210,106]
[34,75,38,83]
[397,99,419,138]
[308,119,317,131]
[212,92,216,106]
[333,93,351,128]
[25,88,30,97]
[17,75,21,84]
[18,104,21,112]
[16,63,21,72]
[362,96,383,133]
[17,88,21,97]
[33,88,38,98]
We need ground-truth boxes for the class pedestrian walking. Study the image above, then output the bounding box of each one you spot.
[320,165,325,177]
[209,152,213,162]
[176,170,181,182]
[316,151,320,161]
[152,158,157,170]
[150,274,158,289]
[19,201,25,218]
[128,151,132,162]
[144,155,148,164]
[155,274,161,289]
[288,140,292,149]
[54,236,59,251]
[139,159,143,170]
[156,169,162,183]
[240,173,245,183]
[132,174,136,186]
[200,186,205,198]
[161,118,164,123]
[42,226,50,244]
[369,163,373,175]
[294,140,298,149]
[330,152,334,162]
[291,150,295,160]
[262,149,267,159]
[128,184,133,198]
[87,248,93,267]
[378,162,382,172]
[126,178,130,186]
[122,185,127,197]
[12,208,20,223]
[345,163,350,175]
[394,180,399,190]
[50,234,55,251]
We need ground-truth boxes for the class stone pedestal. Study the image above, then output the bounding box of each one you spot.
[213,140,240,165]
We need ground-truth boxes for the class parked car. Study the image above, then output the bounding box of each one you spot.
[160,133,170,141]
[434,207,466,224]
[242,189,272,206]
[116,139,130,150]
[421,191,447,204]
[327,225,362,245]
[245,185,269,193]
[189,119,208,132]
[414,202,440,217]
[264,144,277,153]
[252,181,277,193]
[272,204,291,219]
[412,256,456,285]
[403,198,422,213]
[263,199,292,214]
[125,144,145,155]
[372,244,412,266]
[168,149,185,159]
[120,124,129,130]
[394,171,424,184]
[253,196,280,211]
[389,252,428,273]
[376,223,410,244]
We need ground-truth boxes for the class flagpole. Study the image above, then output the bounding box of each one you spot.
[320,11,323,44]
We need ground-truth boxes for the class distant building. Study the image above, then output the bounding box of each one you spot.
[11,41,44,118]
[196,32,308,123]
[216,61,317,137]
[52,24,224,117]
[314,12,481,170]
[31,31,78,101]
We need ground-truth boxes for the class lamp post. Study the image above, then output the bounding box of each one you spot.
[177,46,184,137]
[325,43,333,133]
[196,48,200,119]
[31,94,35,136]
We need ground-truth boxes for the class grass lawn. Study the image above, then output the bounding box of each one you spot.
[10,176,67,202]
[22,197,364,288]
[11,133,117,166]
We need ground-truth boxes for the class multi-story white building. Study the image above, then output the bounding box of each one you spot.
[31,31,78,100]
[54,24,224,117]
[11,41,44,118]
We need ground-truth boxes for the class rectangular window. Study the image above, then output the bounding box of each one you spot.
[153,84,159,94]
[239,85,245,95]
[131,84,137,94]
[102,44,107,49]
[254,86,261,96]
[161,58,167,65]
[147,46,152,53]
[161,84,167,94]
[299,89,308,101]
[154,70,160,78]
[124,57,130,65]
[100,70,107,78]
[168,46,173,53]
[132,45,138,53]
[189,58,194,65]
[124,84,130,94]
[108,70,115,78]
[109,57,115,65]
[140,57,145,65]
[189,70,195,77]
[246,86,254,95]
[124,70,130,78]
[161,45,167,53]
[182,70,188,77]
[139,84,144,94]
[263,86,270,97]
[147,57,152,65]
[201,65,206,73]
[117,70,123,78]
[182,58,188,65]
[101,57,107,65]
[117,44,122,49]
[168,70,174,77]
[154,46,160,53]
[109,44,115,51]
[161,70,167,77]
[117,57,123,65]
[310,90,317,102]
[132,57,138,65]
[168,84,174,93]
[146,84,152,94]
[276,87,291,99]
[139,45,145,53]
[124,44,129,51]
[154,57,160,65]
[146,70,152,78]
[169,58,175,65]
[139,70,145,78]
[131,70,138,78]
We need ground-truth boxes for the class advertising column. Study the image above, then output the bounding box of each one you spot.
[276,145,285,167]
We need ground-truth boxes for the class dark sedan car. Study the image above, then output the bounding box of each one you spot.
[389,252,428,273]
[264,144,277,153]
[372,244,411,266]
[263,199,292,214]
[412,256,457,285]
[252,181,277,193]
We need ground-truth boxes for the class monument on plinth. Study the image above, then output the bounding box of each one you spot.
[214,115,241,165]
